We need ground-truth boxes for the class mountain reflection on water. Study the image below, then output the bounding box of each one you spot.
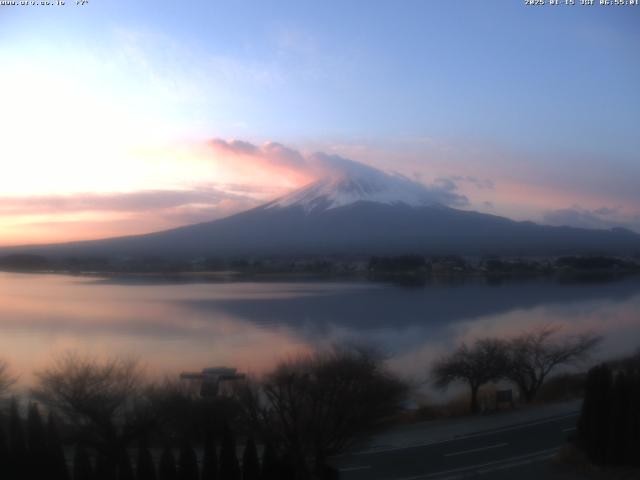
[0,272,639,387]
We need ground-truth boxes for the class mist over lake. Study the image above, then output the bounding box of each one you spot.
[2,272,639,390]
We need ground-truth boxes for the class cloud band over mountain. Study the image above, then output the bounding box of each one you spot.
[208,138,470,207]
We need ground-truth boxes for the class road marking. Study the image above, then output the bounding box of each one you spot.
[562,427,576,432]
[390,446,561,480]
[443,442,508,457]
[342,412,579,456]
[339,465,371,472]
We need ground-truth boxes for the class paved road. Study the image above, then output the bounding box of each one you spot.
[333,412,580,480]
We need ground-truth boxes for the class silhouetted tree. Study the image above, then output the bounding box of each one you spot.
[118,450,135,480]
[277,452,295,480]
[136,438,157,480]
[145,379,240,446]
[0,427,10,480]
[627,370,640,467]
[241,437,260,480]
[0,360,15,398]
[178,440,198,480]
[201,434,218,480]
[158,447,178,480]
[73,444,94,480]
[27,402,48,479]
[237,346,407,477]
[506,327,601,403]
[629,370,640,467]
[577,361,640,466]
[9,398,28,479]
[95,453,116,480]
[47,412,71,480]
[577,364,612,464]
[218,424,240,480]
[432,339,508,413]
[34,354,146,464]
[606,371,629,465]
[260,442,279,480]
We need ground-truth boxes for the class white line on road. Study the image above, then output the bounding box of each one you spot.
[475,451,557,477]
[443,442,507,457]
[563,427,577,432]
[391,446,561,480]
[339,465,371,472]
[343,412,579,456]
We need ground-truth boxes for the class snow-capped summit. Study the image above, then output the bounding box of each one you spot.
[4,155,638,259]
[266,157,443,212]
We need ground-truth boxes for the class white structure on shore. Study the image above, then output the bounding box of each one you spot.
[180,367,246,397]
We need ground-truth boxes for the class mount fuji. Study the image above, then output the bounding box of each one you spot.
[2,159,639,259]
[265,159,461,212]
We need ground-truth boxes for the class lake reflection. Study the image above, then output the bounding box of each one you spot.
[1,272,639,388]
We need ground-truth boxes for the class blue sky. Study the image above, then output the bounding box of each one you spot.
[1,1,639,243]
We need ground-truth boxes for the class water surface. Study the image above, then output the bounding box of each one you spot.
[1,272,639,388]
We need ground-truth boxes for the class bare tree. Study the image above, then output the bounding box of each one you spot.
[506,326,602,403]
[32,352,147,460]
[144,377,240,442]
[431,338,509,414]
[236,346,408,478]
[0,360,15,397]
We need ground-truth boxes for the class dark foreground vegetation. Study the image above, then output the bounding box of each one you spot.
[0,347,407,480]
[0,328,624,480]
[575,353,640,468]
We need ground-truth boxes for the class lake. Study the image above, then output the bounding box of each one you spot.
[1,272,639,391]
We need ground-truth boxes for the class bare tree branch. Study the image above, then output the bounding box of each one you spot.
[431,338,509,413]
[32,352,146,458]
[235,346,408,476]
[0,360,15,397]
[506,326,602,403]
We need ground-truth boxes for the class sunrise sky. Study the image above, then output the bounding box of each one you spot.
[1,1,639,246]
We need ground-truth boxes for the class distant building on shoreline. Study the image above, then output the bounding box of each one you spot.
[180,367,246,397]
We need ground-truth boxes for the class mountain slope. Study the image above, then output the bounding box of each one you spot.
[2,162,639,259]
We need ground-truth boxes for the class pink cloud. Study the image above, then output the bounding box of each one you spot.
[0,188,252,216]
[0,187,261,247]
